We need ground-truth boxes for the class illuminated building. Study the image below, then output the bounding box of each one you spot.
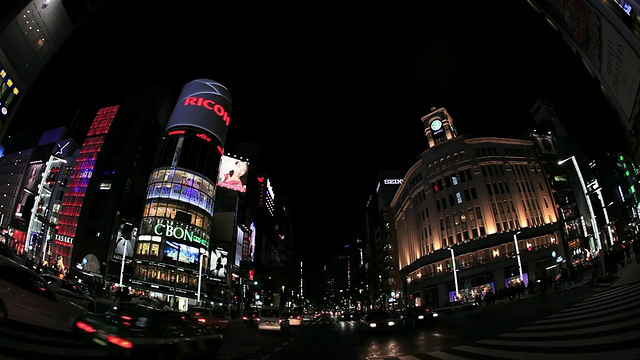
[130,79,232,310]
[392,107,564,307]
[526,0,640,169]
[0,0,104,140]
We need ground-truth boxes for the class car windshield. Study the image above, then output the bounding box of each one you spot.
[260,309,280,318]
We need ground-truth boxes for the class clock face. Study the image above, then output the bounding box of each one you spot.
[431,119,442,131]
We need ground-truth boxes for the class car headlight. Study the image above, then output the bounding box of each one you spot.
[369,323,377,328]
[418,315,424,320]
[388,321,395,326]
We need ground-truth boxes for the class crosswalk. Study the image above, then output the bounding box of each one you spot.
[378,282,640,360]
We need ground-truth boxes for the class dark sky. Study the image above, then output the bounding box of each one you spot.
[7,1,624,269]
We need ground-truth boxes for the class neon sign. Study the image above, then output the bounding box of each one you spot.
[183,97,231,125]
[196,133,211,142]
[153,223,208,247]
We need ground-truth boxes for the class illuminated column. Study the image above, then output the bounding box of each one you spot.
[558,156,606,276]
[513,231,523,282]
[119,242,126,287]
[197,250,207,304]
[594,187,613,250]
[448,247,459,300]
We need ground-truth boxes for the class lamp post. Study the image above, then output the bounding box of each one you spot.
[513,231,523,282]
[558,156,606,277]
[593,186,613,250]
[119,240,127,287]
[448,247,459,300]
[196,250,207,304]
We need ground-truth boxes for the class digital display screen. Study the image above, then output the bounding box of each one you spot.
[216,155,249,193]
[163,241,199,264]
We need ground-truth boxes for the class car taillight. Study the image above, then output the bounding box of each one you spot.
[107,335,133,349]
[242,316,249,320]
[75,320,96,333]
[197,318,206,323]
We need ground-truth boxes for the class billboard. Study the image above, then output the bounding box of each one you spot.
[113,220,137,260]
[24,162,45,193]
[216,155,249,193]
[165,79,232,146]
[163,241,200,265]
[209,247,229,281]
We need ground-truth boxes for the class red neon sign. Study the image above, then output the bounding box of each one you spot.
[168,130,186,136]
[196,133,211,142]
[183,97,231,125]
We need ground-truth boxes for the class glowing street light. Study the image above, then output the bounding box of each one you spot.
[513,231,523,282]
[448,247,459,300]
[558,156,606,276]
[196,250,207,304]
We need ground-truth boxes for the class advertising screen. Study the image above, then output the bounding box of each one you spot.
[113,220,137,260]
[24,163,45,192]
[163,241,199,264]
[216,155,249,193]
[209,247,228,281]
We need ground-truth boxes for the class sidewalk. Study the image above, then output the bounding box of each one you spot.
[596,256,640,287]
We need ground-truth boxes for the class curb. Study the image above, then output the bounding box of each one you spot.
[596,276,620,287]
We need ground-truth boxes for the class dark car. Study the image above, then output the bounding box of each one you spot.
[74,302,223,359]
[402,305,439,327]
[359,310,402,331]
[0,255,87,332]
[436,300,477,314]
[41,274,97,313]
[338,310,360,321]
[242,310,259,325]
[188,306,231,331]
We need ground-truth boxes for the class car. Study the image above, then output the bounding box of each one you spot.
[188,306,231,331]
[402,305,439,327]
[74,302,223,359]
[359,310,402,331]
[242,310,259,325]
[128,295,170,310]
[301,312,314,323]
[338,310,360,321]
[286,311,303,327]
[436,300,477,313]
[0,255,88,332]
[41,274,97,312]
[257,307,288,332]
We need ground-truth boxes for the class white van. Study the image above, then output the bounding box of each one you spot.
[257,307,288,332]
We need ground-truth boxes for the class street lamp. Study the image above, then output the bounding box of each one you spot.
[196,250,207,304]
[119,241,127,287]
[513,231,523,282]
[558,156,606,275]
[447,247,459,300]
[593,186,613,250]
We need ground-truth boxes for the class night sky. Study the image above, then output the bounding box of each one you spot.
[7,1,625,278]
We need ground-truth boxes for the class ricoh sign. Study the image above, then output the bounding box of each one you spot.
[165,79,232,147]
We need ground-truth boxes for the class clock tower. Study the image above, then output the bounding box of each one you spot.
[422,106,457,148]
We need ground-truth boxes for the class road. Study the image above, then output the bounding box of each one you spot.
[2,264,639,360]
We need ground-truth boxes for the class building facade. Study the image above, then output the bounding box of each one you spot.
[129,79,232,310]
[392,107,564,308]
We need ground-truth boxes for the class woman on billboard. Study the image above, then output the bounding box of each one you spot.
[219,159,248,191]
